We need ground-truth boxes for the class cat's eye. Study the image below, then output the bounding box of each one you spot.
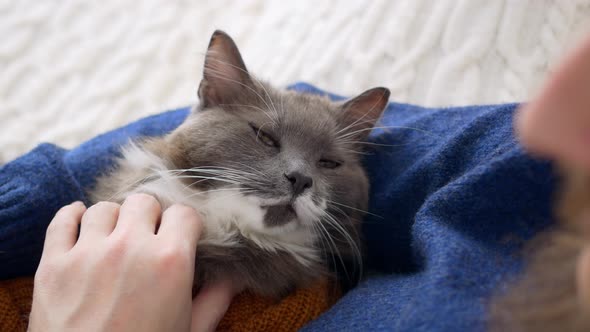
[318,159,342,169]
[250,124,279,148]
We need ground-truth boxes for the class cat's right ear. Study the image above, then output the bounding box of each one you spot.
[338,87,390,140]
[198,30,253,109]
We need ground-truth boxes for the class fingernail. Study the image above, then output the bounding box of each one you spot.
[71,201,86,208]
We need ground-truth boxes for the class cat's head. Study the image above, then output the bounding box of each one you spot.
[166,30,389,266]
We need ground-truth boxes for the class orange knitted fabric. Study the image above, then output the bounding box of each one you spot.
[0,277,33,332]
[218,278,341,332]
[0,277,339,332]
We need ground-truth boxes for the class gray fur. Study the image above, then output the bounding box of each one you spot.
[90,30,390,297]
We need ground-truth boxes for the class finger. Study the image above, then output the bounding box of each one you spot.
[78,201,120,242]
[191,279,237,332]
[158,204,203,251]
[43,202,86,257]
[115,193,161,234]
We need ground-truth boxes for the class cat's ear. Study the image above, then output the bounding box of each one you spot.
[198,30,252,108]
[339,87,390,140]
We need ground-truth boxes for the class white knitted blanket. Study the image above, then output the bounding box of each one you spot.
[1,0,590,161]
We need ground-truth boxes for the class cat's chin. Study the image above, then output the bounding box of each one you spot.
[262,204,297,227]
[256,194,326,229]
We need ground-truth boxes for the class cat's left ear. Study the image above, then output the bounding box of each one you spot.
[198,30,253,108]
[339,87,390,140]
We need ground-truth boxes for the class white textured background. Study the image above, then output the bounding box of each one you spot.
[1,0,590,161]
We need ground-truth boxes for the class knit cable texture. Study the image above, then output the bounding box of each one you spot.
[2,1,590,161]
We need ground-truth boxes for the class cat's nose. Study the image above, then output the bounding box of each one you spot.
[284,171,313,197]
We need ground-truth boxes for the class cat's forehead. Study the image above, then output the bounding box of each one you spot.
[263,91,339,130]
[260,92,340,144]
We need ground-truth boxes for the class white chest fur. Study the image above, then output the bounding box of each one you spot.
[99,142,319,266]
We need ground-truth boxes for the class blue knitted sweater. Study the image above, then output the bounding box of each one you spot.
[0,83,555,331]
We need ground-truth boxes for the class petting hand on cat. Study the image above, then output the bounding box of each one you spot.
[516,34,590,310]
[28,194,237,332]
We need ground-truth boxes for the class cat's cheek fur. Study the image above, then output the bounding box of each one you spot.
[90,141,321,266]
[294,194,327,226]
[201,189,267,234]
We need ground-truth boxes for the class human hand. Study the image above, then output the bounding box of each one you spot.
[515,34,590,311]
[516,35,590,171]
[28,194,235,332]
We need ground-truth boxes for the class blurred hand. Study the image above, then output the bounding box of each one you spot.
[28,194,236,332]
[516,35,590,170]
[516,34,590,311]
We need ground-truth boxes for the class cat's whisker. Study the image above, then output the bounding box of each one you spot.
[334,90,388,137]
[311,221,339,279]
[157,168,267,204]
[181,166,258,176]
[202,72,276,126]
[173,175,240,185]
[324,211,360,253]
[205,57,281,121]
[163,167,267,184]
[337,125,439,141]
[104,167,252,203]
[177,175,234,193]
[183,187,256,200]
[339,148,371,156]
[330,207,367,228]
[336,117,381,133]
[280,94,285,120]
[335,116,404,139]
[324,211,363,280]
[338,140,412,148]
[329,205,349,220]
[182,171,253,182]
[202,188,259,205]
[184,177,263,190]
[203,66,278,126]
[327,212,360,248]
[256,75,281,121]
[226,161,268,178]
[323,211,363,280]
[150,169,246,197]
[322,215,361,283]
[201,168,272,186]
[326,199,383,219]
[164,171,249,184]
[219,103,269,114]
[315,216,350,279]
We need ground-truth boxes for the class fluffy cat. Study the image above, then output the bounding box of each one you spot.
[89,30,390,297]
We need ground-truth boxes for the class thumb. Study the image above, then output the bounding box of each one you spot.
[190,279,239,332]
